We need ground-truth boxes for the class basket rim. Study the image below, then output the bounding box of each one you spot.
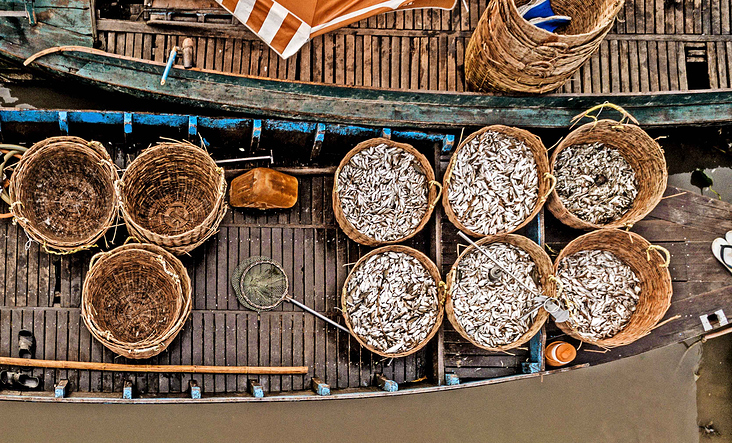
[235,257,289,311]
[340,245,444,358]
[117,142,228,248]
[8,136,120,253]
[547,119,668,230]
[444,234,553,352]
[333,137,438,247]
[442,125,550,238]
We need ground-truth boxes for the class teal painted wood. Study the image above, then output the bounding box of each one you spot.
[311,378,330,396]
[445,374,460,386]
[54,380,68,398]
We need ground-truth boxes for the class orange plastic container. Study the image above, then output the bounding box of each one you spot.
[545,341,577,367]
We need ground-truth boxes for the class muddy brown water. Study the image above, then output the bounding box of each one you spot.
[0,80,729,442]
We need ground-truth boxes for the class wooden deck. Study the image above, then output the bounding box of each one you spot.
[95,0,732,93]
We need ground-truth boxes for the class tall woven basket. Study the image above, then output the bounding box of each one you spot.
[554,229,672,348]
[442,125,553,238]
[445,234,554,352]
[465,0,624,93]
[341,245,444,358]
[547,118,667,230]
[117,141,227,255]
[333,138,441,246]
[81,242,192,359]
[8,136,118,254]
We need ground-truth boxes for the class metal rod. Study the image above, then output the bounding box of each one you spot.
[160,46,179,85]
[457,231,540,296]
[286,297,352,334]
[215,155,273,165]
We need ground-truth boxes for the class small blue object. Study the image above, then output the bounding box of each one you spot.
[188,115,198,138]
[381,128,392,139]
[248,380,264,398]
[529,15,572,32]
[522,362,542,374]
[311,377,330,396]
[123,383,133,399]
[123,112,133,134]
[54,380,68,398]
[58,111,68,135]
[445,373,460,386]
[381,379,398,392]
[517,0,555,20]
[189,380,202,399]
[441,134,456,154]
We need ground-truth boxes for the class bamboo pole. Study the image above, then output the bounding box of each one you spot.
[0,357,308,375]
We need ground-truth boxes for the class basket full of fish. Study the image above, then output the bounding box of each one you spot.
[445,234,556,352]
[554,229,672,348]
[547,108,667,230]
[341,245,444,357]
[333,138,441,246]
[443,125,554,238]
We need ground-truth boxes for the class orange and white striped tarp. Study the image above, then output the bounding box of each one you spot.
[215,0,456,59]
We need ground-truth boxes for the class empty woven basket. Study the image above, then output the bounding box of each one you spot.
[8,136,118,254]
[117,141,227,255]
[81,242,192,359]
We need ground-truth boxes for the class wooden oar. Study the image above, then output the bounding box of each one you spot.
[0,357,307,375]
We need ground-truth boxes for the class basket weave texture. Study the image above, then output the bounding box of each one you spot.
[81,243,192,359]
[117,141,227,255]
[8,136,118,254]
[547,119,667,230]
[445,234,554,352]
[465,0,624,93]
[333,138,439,247]
[340,245,444,358]
[442,125,551,238]
[554,229,672,348]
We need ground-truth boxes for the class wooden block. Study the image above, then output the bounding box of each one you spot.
[122,380,133,399]
[375,374,398,392]
[248,379,264,398]
[54,379,68,398]
[311,377,330,396]
[230,168,298,209]
[188,379,202,399]
[445,373,460,385]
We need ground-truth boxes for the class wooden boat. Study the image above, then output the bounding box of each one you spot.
[0,108,729,403]
[1,0,732,127]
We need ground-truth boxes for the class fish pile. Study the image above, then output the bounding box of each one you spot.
[557,250,641,340]
[345,251,439,354]
[447,131,539,236]
[450,243,540,348]
[337,144,429,242]
[554,142,638,225]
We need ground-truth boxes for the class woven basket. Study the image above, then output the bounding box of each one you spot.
[445,234,554,352]
[443,125,553,238]
[547,119,667,230]
[117,141,227,255]
[554,229,672,348]
[341,245,444,358]
[465,0,624,93]
[81,242,192,359]
[333,138,440,247]
[8,136,118,254]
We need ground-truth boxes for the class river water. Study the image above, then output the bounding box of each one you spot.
[0,80,728,442]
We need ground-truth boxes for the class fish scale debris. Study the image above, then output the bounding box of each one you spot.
[557,250,641,340]
[345,251,439,354]
[451,243,540,348]
[554,142,638,225]
[337,144,429,242]
[447,131,539,235]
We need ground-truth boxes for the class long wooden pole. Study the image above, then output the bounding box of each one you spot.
[0,357,308,375]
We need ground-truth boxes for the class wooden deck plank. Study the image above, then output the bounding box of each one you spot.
[5,225,17,307]
[214,311,226,393]
[43,310,56,390]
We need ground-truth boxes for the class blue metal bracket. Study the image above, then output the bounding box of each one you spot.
[24,0,36,26]
[445,373,460,386]
[189,380,201,399]
[375,374,398,392]
[310,123,326,161]
[381,128,392,139]
[123,113,133,135]
[54,380,68,398]
[248,379,264,398]
[58,111,68,135]
[122,381,133,399]
[523,328,544,374]
[522,362,542,374]
[188,115,198,140]
[441,134,456,154]
[311,377,330,396]
[247,119,262,152]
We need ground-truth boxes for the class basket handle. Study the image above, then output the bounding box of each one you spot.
[428,180,443,210]
[538,172,557,204]
[88,250,110,271]
[123,236,139,245]
[456,242,468,256]
[548,275,564,300]
[646,245,671,268]
[571,103,640,127]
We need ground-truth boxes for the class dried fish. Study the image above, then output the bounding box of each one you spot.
[447,131,539,235]
[337,144,429,242]
[451,243,540,348]
[557,250,641,340]
[345,251,439,354]
[554,142,638,225]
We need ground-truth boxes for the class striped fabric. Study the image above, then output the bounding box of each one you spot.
[216,0,456,59]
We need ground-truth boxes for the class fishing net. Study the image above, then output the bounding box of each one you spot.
[232,257,288,311]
